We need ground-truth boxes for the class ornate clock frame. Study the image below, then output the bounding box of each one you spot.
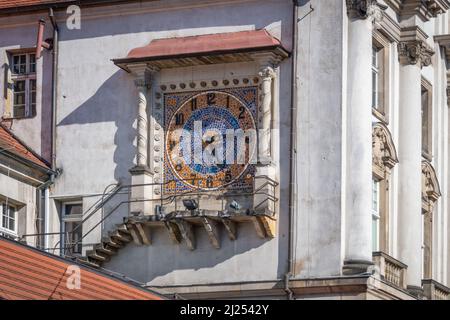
[114,32,288,248]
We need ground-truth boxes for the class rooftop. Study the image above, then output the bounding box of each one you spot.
[0,236,165,300]
[0,124,50,169]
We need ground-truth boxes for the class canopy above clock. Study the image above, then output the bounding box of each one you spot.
[113,29,290,71]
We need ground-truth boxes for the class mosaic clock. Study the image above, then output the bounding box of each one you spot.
[164,87,258,194]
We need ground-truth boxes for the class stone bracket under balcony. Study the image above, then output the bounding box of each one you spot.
[125,209,276,251]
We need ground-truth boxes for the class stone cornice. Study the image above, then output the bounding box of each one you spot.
[374,11,401,42]
[398,26,434,67]
[384,0,450,21]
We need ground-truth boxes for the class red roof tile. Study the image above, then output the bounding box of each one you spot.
[0,237,164,300]
[122,29,287,61]
[0,124,49,169]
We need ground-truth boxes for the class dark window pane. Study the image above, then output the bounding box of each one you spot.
[65,204,82,216]
[8,218,14,231]
[29,54,36,73]
[12,54,27,74]
[422,88,429,153]
[14,93,24,105]
[13,105,26,118]
[65,221,83,254]
[14,80,25,92]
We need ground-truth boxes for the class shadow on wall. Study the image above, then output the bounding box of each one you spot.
[58,70,136,184]
[103,222,273,285]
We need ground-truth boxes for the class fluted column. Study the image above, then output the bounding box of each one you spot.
[397,37,434,295]
[343,0,385,275]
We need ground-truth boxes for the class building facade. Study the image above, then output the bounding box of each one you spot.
[1,0,450,299]
[0,124,51,248]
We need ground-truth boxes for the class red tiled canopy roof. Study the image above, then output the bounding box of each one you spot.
[115,29,289,64]
[0,236,164,300]
[0,124,49,169]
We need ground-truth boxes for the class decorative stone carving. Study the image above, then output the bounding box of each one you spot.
[346,0,387,20]
[258,66,276,163]
[372,123,398,178]
[422,161,441,211]
[398,40,434,67]
[134,77,150,168]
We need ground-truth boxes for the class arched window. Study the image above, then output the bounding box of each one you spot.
[421,161,441,279]
[372,123,398,253]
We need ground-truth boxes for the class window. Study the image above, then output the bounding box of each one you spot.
[372,46,380,110]
[372,179,380,252]
[421,161,440,280]
[62,203,83,255]
[372,124,398,254]
[423,209,432,279]
[372,33,390,123]
[9,52,36,118]
[421,79,432,159]
[0,202,17,235]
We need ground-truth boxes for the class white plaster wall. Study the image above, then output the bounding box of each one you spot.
[293,0,346,278]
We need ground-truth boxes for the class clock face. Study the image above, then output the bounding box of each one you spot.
[164,89,257,193]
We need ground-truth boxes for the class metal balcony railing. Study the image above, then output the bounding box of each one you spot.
[20,176,279,258]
